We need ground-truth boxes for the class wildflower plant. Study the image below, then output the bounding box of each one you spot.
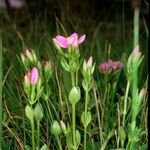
[18,32,147,150]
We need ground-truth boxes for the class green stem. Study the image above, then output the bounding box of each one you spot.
[56,136,63,150]
[75,70,78,86]
[83,90,88,150]
[122,81,130,127]
[121,81,130,148]
[31,120,35,150]
[71,72,75,87]
[46,100,53,124]
[72,104,76,146]
[103,73,108,104]
[0,37,2,150]
[83,128,87,149]
[23,115,26,146]
[133,8,139,47]
[37,121,40,150]
[71,71,76,146]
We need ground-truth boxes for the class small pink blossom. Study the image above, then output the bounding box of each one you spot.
[27,67,39,85]
[108,60,123,70]
[99,63,111,73]
[99,60,123,73]
[53,32,86,48]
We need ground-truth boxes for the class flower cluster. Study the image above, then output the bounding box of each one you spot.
[99,59,123,73]
[25,67,39,85]
[53,32,86,49]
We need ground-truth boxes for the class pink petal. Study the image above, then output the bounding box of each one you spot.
[30,67,39,85]
[55,35,68,48]
[78,34,86,44]
[70,33,78,40]
[99,63,111,73]
[69,33,78,47]
[67,36,74,45]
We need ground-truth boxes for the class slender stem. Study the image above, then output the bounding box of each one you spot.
[56,136,63,150]
[37,121,40,150]
[23,115,26,146]
[122,81,130,128]
[83,124,87,149]
[93,85,103,145]
[55,68,65,119]
[83,90,88,150]
[133,8,139,47]
[72,104,76,146]
[71,71,76,146]
[46,100,53,124]
[75,70,78,86]
[31,120,35,150]
[71,72,75,87]
[0,39,2,150]
[85,90,88,114]
[103,73,108,105]
[100,129,115,150]
[122,81,131,150]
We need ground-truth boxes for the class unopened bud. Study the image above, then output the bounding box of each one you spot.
[69,87,81,105]
[60,120,67,135]
[51,121,61,136]
[87,56,93,68]
[25,49,33,61]
[29,67,39,85]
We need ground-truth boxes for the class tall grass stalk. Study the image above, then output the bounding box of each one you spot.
[71,72,76,146]
[133,8,139,47]
[122,81,130,127]
[37,121,40,149]
[0,31,2,149]
[83,90,88,150]
[31,120,35,150]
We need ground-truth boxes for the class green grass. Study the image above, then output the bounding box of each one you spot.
[1,2,148,149]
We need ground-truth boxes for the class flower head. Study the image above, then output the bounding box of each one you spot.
[26,67,39,85]
[53,32,86,49]
[99,60,123,73]
[99,62,111,73]
[108,60,123,70]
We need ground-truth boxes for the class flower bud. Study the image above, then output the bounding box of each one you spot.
[43,61,53,80]
[29,67,39,85]
[60,120,67,135]
[87,56,93,68]
[69,87,81,105]
[51,121,61,136]
[25,49,33,61]
[21,53,26,64]
[24,73,31,96]
[34,103,44,122]
[53,38,62,52]
[24,73,30,87]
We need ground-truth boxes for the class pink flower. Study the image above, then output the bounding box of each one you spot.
[108,60,123,69]
[99,63,111,73]
[27,67,39,85]
[53,32,86,48]
[99,60,123,73]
